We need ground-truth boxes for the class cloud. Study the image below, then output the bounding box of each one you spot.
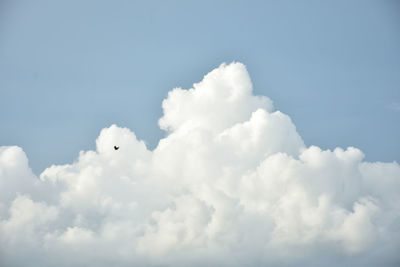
[388,102,400,112]
[1,62,399,266]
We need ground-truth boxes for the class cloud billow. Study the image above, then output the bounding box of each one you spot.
[1,63,399,266]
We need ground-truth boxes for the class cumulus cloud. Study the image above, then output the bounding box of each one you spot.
[1,62,399,266]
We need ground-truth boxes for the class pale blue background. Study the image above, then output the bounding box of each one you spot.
[1,0,399,174]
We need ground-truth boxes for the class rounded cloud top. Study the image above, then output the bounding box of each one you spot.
[159,62,274,133]
[1,62,399,267]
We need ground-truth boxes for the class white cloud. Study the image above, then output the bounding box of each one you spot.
[388,102,400,111]
[1,62,399,266]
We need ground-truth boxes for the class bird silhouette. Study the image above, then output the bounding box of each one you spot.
[114,146,119,150]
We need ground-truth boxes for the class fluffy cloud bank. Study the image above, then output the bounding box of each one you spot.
[1,63,399,266]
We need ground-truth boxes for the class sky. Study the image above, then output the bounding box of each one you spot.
[0,0,399,174]
[1,1,400,266]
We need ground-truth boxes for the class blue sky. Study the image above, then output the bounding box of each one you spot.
[1,0,399,174]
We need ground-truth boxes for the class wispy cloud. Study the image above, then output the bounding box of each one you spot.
[388,102,400,111]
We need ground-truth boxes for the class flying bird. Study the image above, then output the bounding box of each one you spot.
[114,146,119,150]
